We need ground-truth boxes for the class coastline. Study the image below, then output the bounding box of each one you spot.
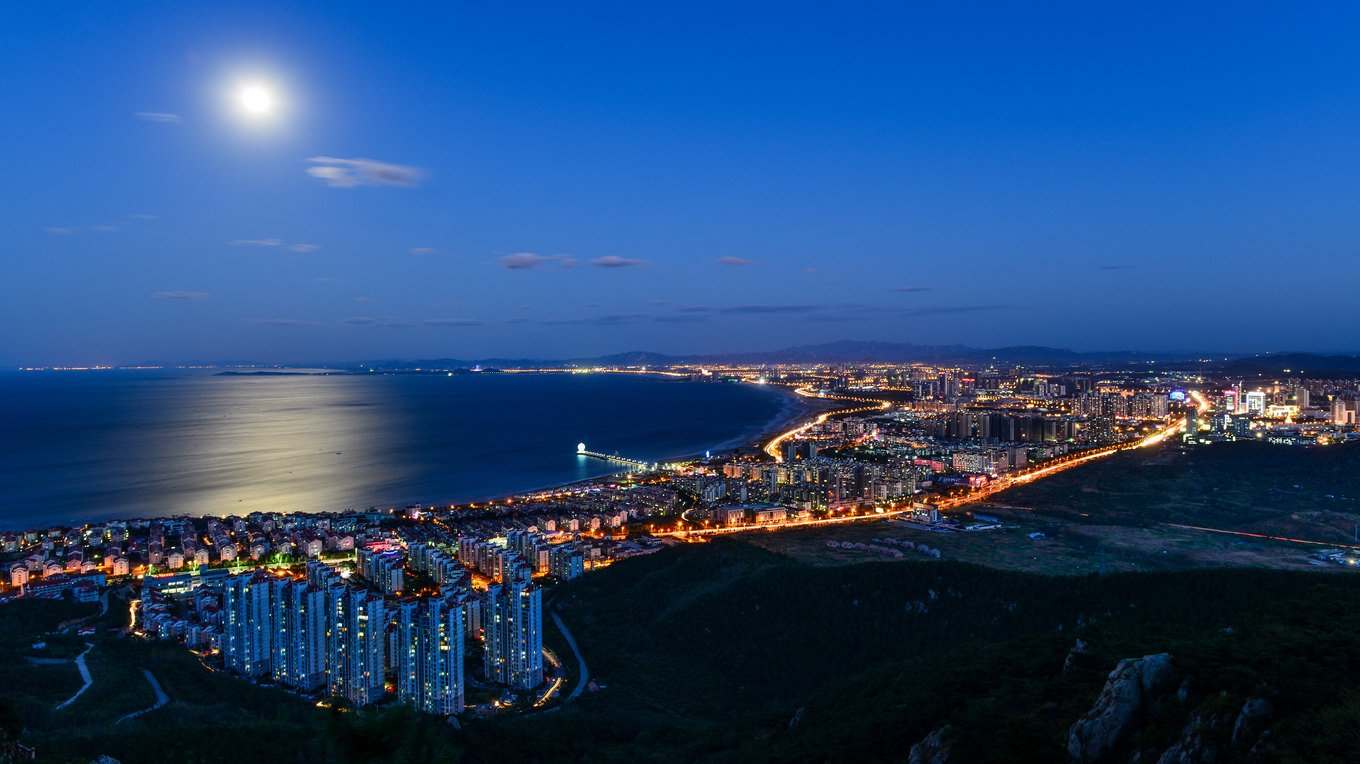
[455,383,833,507]
[0,376,819,530]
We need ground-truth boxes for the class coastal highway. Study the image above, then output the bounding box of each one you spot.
[666,391,1209,540]
[763,386,891,462]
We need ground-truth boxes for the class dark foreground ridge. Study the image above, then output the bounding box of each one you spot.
[9,537,1360,762]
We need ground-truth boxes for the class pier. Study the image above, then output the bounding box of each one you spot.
[576,443,652,470]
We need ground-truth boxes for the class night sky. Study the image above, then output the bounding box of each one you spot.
[7,2,1360,365]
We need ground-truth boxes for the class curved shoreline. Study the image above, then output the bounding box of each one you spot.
[5,376,809,528]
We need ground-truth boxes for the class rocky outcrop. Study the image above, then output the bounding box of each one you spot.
[1156,716,1219,764]
[1231,698,1272,744]
[1066,653,1176,763]
[908,724,953,764]
[1063,638,1089,673]
[1156,695,1274,762]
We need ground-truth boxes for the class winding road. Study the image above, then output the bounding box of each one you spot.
[550,610,590,701]
[53,643,95,710]
[116,670,169,724]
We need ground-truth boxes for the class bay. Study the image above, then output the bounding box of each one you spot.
[0,371,795,528]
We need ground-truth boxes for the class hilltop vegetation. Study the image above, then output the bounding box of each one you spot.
[988,441,1360,545]
[8,537,1360,761]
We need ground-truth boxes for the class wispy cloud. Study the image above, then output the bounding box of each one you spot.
[500,252,568,270]
[152,291,208,300]
[135,112,181,124]
[43,227,74,235]
[91,225,119,233]
[305,156,423,188]
[1099,264,1133,271]
[356,297,375,303]
[716,256,757,266]
[289,243,321,252]
[248,318,322,327]
[409,247,437,255]
[518,304,532,310]
[653,315,710,323]
[542,313,649,326]
[589,256,649,268]
[424,318,482,327]
[129,214,159,220]
[502,317,532,324]
[902,305,1004,315]
[802,267,820,274]
[230,238,283,247]
[720,304,820,314]
[893,286,933,293]
[343,316,413,328]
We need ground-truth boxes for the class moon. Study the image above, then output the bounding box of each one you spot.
[239,85,272,115]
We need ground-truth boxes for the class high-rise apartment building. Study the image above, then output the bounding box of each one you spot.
[272,579,328,692]
[223,570,273,677]
[397,592,466,715]
[482,577,543,689]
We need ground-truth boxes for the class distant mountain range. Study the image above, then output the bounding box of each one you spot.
[108,342,1360,373]
[354,340,1207,370]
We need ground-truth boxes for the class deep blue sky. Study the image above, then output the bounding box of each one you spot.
[6,2,1360,364]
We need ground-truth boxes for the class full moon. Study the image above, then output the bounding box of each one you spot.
[239,86,272,114]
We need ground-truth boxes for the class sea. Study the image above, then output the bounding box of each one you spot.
[0,370,797,529]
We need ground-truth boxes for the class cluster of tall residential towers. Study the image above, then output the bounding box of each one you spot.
[222,559,542,714]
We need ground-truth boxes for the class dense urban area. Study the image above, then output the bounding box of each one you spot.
[4,358,1360,761]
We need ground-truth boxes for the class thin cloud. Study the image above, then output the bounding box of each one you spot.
[135,112,181,124]
[230,238,283,247]
[153,291,208,300]
[903,305,1007,316]
[500,252,568,270]
[356,297,376,303]
[343,316,413,328]
[129,214,159,220]
[43,227,74,235]
[589,256,649,268]
[1099,264,1133,271]
[802,268,820,274]
[716,256,757,266]
[541,313,649,326]
[248,318,322,327]
[424,318,482,327]
[289,243,321,252]
[91,225,119,232]
[305,156,423,188]
[653,315,710,323]
[409,247,437,255]
[894,286,933,293]
[719,304,820,314]
[502,317,532,324]
[518,304,532,310]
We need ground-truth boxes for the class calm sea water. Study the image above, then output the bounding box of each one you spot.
[0,371,794,528]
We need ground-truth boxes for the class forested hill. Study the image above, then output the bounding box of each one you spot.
[522,538,1360,762]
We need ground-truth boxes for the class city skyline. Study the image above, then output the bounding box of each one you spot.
[9,3,1360,365]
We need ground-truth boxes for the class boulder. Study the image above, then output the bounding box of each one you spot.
[1066,653,1176,763]
[908,725,953,764]
[1231,698,1272,744]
